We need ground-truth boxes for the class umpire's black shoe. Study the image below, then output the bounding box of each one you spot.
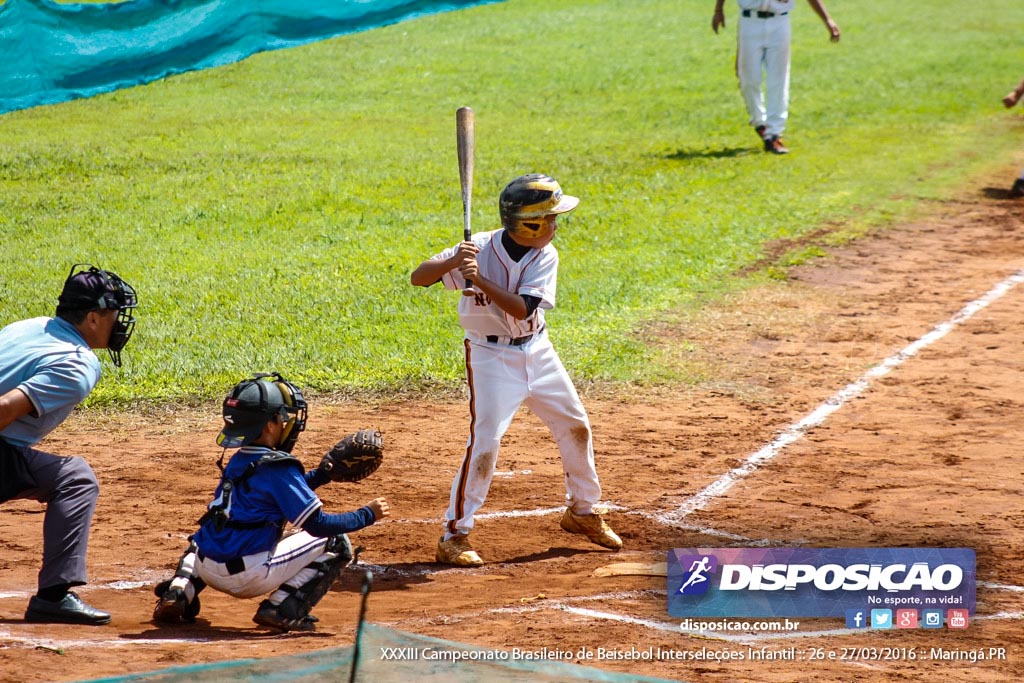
[1010,178,1024,198]
[25,592,111,625]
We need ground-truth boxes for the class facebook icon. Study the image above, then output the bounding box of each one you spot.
[845,609,867,629]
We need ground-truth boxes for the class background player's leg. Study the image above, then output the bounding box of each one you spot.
[737,17,768,132]
[764,16,792,139]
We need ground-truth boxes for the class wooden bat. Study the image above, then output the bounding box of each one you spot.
[456,106,475,296]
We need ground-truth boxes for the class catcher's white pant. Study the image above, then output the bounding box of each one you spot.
[169,530,330,601]
[737,12,791,137]
[444,328,603,537]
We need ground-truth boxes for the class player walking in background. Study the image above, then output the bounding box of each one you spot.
[712,0,840,154]
[0,265,137,625]
[1002,75,1024,197]
[411,173,621,567]
[152,373,389,632]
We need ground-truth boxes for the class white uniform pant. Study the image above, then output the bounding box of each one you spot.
[737,13,791,137]
[444,330,603,536]
[169,530,329,601]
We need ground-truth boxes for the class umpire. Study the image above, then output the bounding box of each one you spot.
[0,264,137,625]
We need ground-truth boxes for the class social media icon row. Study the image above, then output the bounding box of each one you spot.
[845,609,968,629]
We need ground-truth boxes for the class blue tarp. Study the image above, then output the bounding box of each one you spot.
[0,0,495,115]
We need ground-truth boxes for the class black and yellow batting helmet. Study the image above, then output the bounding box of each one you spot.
[498,173,579,238]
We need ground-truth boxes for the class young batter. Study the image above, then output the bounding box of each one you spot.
[411,173,621,566]
[152,373,389,631]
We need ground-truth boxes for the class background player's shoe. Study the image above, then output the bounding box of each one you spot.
[755,125,766,141]
[436,534,484,566]
[253,600,317,632]
[560,509,622,550]
[764,136,789,154]
[1010,178,1024,198]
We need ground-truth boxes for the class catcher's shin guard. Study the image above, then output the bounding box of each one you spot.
[275,534,353,621]
[153,539,206,623]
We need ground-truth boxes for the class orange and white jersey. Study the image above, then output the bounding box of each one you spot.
[435,229,558,341]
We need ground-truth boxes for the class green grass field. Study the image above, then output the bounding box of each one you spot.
[1,0,1022,405]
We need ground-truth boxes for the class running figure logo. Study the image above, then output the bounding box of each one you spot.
[676,554,717,595]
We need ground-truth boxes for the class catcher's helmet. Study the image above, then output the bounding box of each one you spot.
[499,173,579,238]
[217,372,307,452]
[57,264,138,367]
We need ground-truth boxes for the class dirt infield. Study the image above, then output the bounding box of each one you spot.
[2,175,1023,682]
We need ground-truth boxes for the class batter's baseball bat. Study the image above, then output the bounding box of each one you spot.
[456,106,475,296]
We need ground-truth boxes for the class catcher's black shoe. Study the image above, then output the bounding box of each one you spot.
[764,136,789,155]
[253,600,317,632]
[153,588,190,624]
[153,579,201,623]
[1010,178,1024,198]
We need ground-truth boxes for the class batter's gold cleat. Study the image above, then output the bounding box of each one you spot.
[436,534,484,566]
[560,509,622,550]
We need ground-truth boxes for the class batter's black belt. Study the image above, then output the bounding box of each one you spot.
[486,325,545,346]
[741,9,787,18]
[197,549,247,575]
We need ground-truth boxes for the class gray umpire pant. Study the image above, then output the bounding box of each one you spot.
[1,441,99,591]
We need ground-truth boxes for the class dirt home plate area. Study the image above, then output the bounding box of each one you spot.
[2,176,1023,682]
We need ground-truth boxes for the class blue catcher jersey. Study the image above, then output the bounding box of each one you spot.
[193,446,322,561]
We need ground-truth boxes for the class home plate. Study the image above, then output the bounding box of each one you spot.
[592,562,667,577]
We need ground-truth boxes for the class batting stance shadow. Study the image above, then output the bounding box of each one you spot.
[329,563,434,593]
[502,546,608,565]
[664,146,754,160]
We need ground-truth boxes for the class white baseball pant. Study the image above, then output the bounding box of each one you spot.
[737,12,791,137]
[167,530,330,601]
[444,329,603,537]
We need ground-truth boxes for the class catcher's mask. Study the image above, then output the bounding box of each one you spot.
[499,173,579,238]
[56,264,138,367]
[216,372,307,452]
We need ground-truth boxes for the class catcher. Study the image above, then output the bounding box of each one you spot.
[151,372,387,632]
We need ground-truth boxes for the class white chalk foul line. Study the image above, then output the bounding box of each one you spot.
[978,581,1024,593]
[0,629,211,648]
[659,268,1024,524]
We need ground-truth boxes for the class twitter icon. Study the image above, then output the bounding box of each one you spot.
[871,609,893,629]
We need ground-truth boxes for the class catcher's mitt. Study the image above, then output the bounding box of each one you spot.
[319,429,384,482]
